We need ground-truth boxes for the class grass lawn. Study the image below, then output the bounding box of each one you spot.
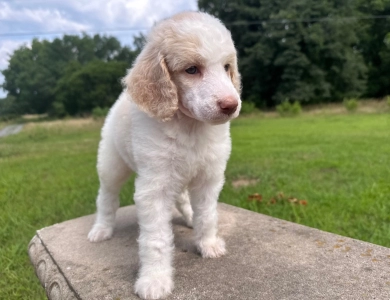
[0,112,389,298]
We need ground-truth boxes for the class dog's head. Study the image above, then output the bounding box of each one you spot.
[123,12,241,124]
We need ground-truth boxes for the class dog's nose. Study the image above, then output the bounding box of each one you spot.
[218,97,238,115]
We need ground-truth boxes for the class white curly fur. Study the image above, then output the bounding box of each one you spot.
[88,11,241,299]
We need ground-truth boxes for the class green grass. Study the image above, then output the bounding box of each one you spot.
[0,113,389,298]
[224,114,390,245]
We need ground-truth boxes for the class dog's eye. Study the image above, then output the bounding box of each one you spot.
[185,66,198,74]
[224,64,230,72]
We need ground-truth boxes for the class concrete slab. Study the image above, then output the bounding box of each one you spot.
[28,203,390,300]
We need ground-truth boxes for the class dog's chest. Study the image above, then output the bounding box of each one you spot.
[129,116,231,181]
[167,123,230,175]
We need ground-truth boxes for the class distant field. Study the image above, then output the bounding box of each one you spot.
[0,110,389,298]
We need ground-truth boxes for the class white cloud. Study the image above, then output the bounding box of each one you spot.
[0,40,30,70]
[0,2,90,33]
[66,0,197,27]
[0,0,198,97]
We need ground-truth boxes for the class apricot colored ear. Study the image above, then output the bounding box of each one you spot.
[229,57,242,95]
[123,47,178,121]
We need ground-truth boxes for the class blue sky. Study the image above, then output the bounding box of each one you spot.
[0,0,198,97]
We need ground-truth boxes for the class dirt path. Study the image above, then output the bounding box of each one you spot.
[0,124,23,138]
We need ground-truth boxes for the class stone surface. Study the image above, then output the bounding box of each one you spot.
[28,203,390,300]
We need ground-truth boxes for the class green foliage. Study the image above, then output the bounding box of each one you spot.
[199,0,375,106]
[1,34,139,117]
[92,106,110,119]
[356,0,390,98]
[240,101,258,114]
[2,1,390,115]
[276,100,302,116]
[291,101,302,115]
[276,102,292,116]
[55,60,127,115]
[49,101,67,118]
[385,95,390,107]
[0,95,21,120]
[343,98,359,112]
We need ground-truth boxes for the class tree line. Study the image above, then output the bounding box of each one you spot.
[199,0,390,107]
[0,34,144,118]
[1,0,390,118]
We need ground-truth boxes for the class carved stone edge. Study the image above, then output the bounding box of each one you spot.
[28,234,79,300]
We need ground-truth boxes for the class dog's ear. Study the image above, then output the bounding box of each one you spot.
[123,47,178,121]
[229,57,242,95]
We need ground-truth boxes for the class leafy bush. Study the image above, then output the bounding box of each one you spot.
[276,100,302,116]
[276,101,290,116]
[49,101,67,118]
[240,101,258,114]
[0,114,18,122]
[385,96,390,107]
[92,107,110,119]
[0,95,21,120]
[343,98,358,112]
[55,60,127,116]
[291,101,302,115]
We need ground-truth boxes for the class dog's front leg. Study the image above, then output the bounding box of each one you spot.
[189,173,227,258]
[133,175,177,299]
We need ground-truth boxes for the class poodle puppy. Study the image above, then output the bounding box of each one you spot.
[88,11,241,299]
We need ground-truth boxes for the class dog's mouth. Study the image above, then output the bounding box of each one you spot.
[178,101,196,119]
[178,102,239,125]
[178,99,240,125]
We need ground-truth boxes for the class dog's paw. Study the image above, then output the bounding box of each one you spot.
[135,274,173,299]
[198,237,226,258]
[87,224,113,242]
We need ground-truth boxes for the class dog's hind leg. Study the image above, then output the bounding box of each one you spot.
[175,189,193,228]
[88,138,131,242]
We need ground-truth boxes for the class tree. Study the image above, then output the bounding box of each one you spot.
[1,34,138,116]
[357,0,390,98]
[2,40,58,114]
[199,0,367,107]
[54,60,127,115]
[0,95,20,119]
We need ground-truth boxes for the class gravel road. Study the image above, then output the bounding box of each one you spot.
[0,124,23,138]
